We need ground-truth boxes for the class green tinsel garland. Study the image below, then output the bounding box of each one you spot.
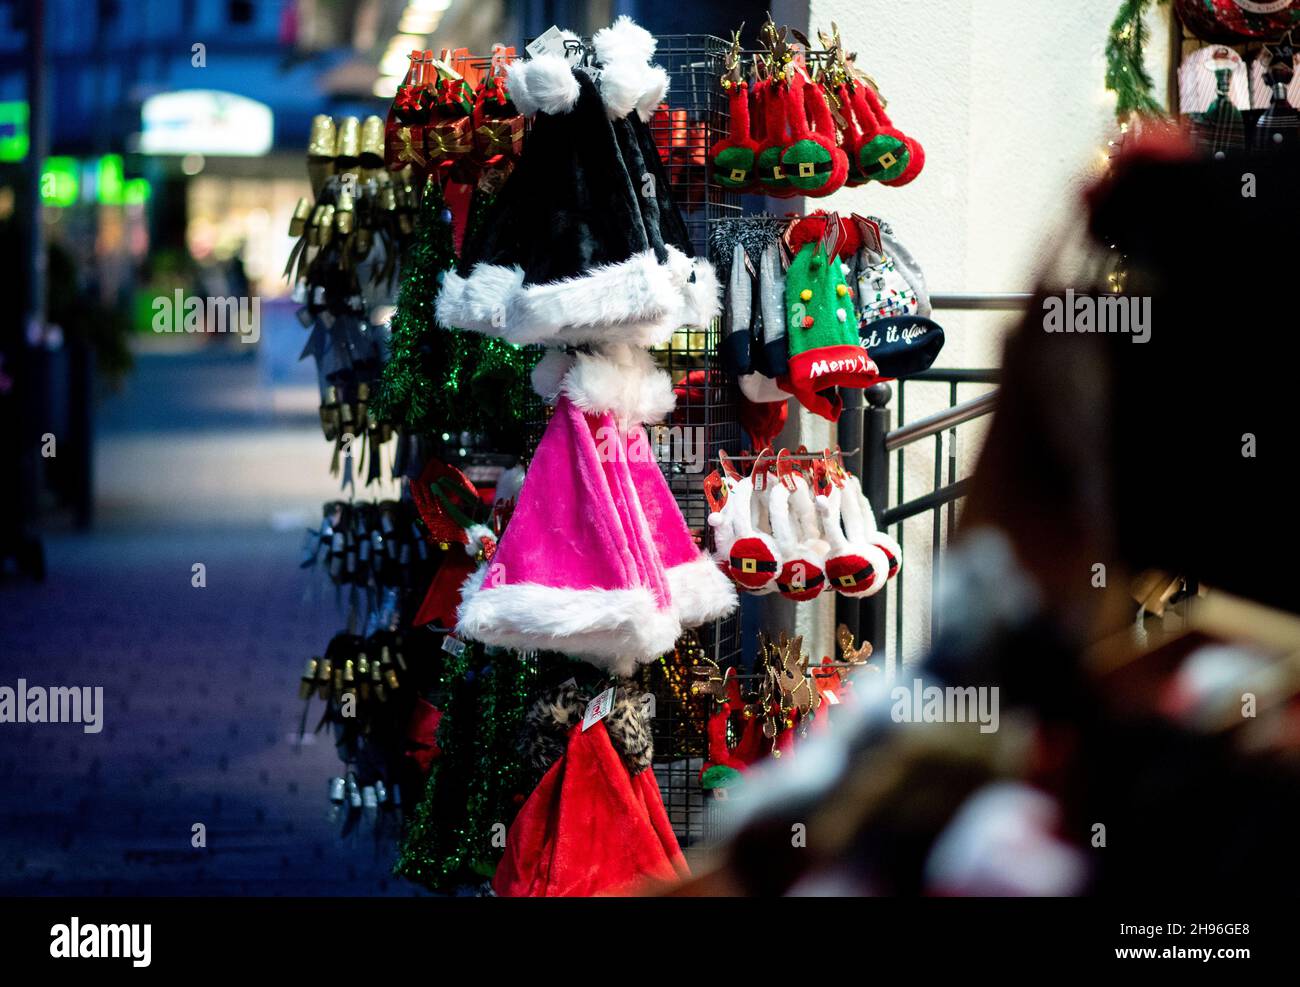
[1105,0,1172,122]
[393,643,536,891]
[373,178,457,432]
[374,175,540,451]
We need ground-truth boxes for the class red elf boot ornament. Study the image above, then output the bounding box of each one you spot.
[847,78,913,186]
[856,75,925,186]
[755,22,801,198]
[710,30,760,192]
[754,75,796,198]
[780,70,848,196]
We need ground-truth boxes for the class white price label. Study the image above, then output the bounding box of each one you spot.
[582,686,616,732]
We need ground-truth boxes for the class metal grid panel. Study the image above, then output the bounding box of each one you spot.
[645,35,742,847]
[516,36,743,847]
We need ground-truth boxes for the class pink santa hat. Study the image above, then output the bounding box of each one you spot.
[456,346,736,674]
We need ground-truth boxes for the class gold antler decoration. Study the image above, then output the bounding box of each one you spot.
[722,24,745,87]
[690,655,728,700]
[837,622,873,666]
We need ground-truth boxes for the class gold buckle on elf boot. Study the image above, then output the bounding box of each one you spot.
[729,168,748,183]
[798,161,815,178]
[877,151,898,170]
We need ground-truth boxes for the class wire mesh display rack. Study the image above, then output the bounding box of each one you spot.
[644,35,744,848]
[647,34,742,638]
[515,35,745,848]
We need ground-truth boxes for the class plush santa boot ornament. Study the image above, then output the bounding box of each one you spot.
[840,466,902,581]
[766,451,828,601]
[707,453,782,592]
[815,460,890,598]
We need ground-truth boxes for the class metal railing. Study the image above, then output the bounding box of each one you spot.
[837,292,1028,676]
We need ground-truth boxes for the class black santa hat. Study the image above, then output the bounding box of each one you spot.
[436,17,721,348]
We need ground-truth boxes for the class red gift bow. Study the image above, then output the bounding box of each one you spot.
[394,85,429,120]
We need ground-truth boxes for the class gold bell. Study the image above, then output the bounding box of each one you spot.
[307,115,337,194]
[360,115,385,168]
[334,190,354,235]
[299,658,319,699]
[308,114,337,159]
[316,658,333,699]
[315,203,335,246]
[289,197,312,237]
[335,116,361,165]
[306,204,326,246]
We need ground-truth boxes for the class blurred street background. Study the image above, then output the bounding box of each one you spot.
[0,323,418,894]
[0,0,749,894]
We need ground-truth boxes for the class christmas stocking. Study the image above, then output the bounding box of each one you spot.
[706,455,782,591]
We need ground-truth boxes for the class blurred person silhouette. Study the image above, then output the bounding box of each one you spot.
[672,132,1300,897]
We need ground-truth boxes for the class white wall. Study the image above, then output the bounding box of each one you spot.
[790,0,1172,664]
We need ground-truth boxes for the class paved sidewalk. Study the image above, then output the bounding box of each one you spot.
[0,347,418,895]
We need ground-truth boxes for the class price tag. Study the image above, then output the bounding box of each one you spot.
[526,26,568,60]
[581,687,616,732]
[441,635,467,657]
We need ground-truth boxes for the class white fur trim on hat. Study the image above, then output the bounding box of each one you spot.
[456,565,680,676]
[440,248,715,347]
[529,345,675,424]
[508,52,580,117]
[666,555,738,627]
[593,16,657,66]
[494,464,526,507]
[436,263,523,334]
[563,345,676,423]
[511,250,679,341]
[682,257,722,328]
[529,348,573,404]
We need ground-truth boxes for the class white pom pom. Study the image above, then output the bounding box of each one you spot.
[508,53,579,117]
[636,66,669,122]
[598,59,643,120]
